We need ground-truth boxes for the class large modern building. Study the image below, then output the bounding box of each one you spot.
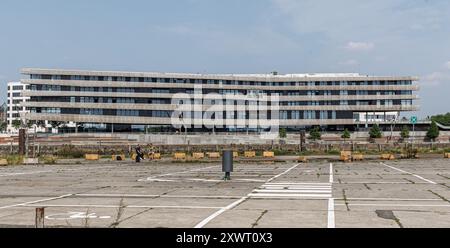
[20,68,419,133]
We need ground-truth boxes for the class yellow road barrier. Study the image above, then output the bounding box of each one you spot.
[444,153,450,158]
[112,154,125,161]
[381,154,396,160]
[174,153,186,160]
[340,151,352,162]
[298,156,308,163]
[193,153,205,159]
[150,153,161,160]
[208,152,221,159]
[352,154,364,161]
[263,151,275,158]
[233,152,239,158]
[85,154,99,161]
[0,159,7,166]
[244,151,256,158]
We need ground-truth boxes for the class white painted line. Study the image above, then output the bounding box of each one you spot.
[194,163,302,228]
[22,204,222,209]
[328,198,335,228]
[234,179,267,183]
[381,162,437,184]
[144,179,176,182]
[254,189,331,194]
[265,183,331,185]
[138,165,217,182]
[75,193,243,199]
[0,170,53,177]
[0,166,118,177]
[194,197,248,228]
[262,186,331,190]
[0,194,73,210]
[340,198,443,201]
[249,193,332,198]
[266,163,301,183]
[329,163,334,183]
[335,203,450,207]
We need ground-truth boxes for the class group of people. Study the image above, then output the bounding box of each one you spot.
[133,144,156,163]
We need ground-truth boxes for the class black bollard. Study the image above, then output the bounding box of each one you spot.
[222,150,233,181]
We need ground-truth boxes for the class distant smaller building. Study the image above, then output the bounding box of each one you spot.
[0,102,7,123]
[6,81,72,133]
[6,82,29,133]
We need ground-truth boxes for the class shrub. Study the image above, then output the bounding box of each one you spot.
[41,156,57,165]
[55,145,84,158]
[426,121,440,141]
[369,124,382,139]
[341,129,351,139]
[309,127,322,141]
[279,128,287,139]
[400,126,410,139]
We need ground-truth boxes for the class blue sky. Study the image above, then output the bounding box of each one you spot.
[1,0,449,117]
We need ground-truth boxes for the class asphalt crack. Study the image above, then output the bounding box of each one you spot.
[428,190,450,203]
[375,210,403,228]
[252,210,268,228]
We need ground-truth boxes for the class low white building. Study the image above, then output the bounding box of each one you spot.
[6,81,75,133]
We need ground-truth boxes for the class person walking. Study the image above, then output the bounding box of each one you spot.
[135,145,144,163]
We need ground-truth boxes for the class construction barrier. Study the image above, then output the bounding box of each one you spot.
[244,151,256,158]
[149,153,161,160]
[445,153,450,158]
[340,151,352,162]
[0,159,7,166]
[112,154,125,161]
[85,154,99,161]
[298,156,308,163]
[263,151,275,158]
[193,153,205,159]
[208,152,221,159]
[233,152,239,158]
[352,154,364,161]
[381,154,396,160]
[174,153,187,160]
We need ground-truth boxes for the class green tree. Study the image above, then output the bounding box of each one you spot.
[400,126,410,140]
[426,121,440,141]
[431,112,450,126]
[341,129,351,139]
[309,127,322,141]
[279,128,287,138]
[12,119,21,130]
[0,122,6,132]
[369,124,382,139]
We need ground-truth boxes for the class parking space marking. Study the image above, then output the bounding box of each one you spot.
[0,166,117,177]
[75,193,244,199]
[381,162,437,184]
[328,198,335,228]
[194,197,248,228]
[194,163,302,228]
[138,165,218,182]
[329,163,334,183]
[22,204,223,209]
[342,198,443,201]
[252,182,332,198]
[335,203,450,207]
[0,194,73,210]
[328,163,335,228]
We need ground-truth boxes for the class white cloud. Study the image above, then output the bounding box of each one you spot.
[421,72,450,88]
[340,59,359,66]
[445,61,450,70]
[345,42,375,52]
